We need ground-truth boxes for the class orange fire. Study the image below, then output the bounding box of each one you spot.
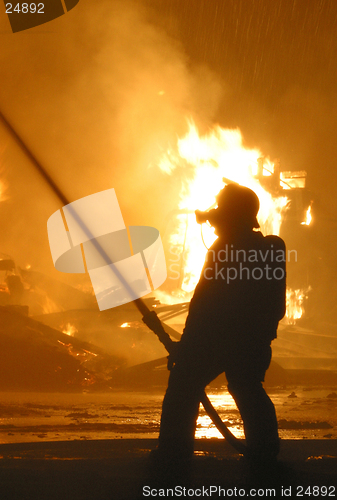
[62,323,78,337]
[285,288,311,324]
[301,204,312,226]
[156,121,309,324]
[158,121,288,293]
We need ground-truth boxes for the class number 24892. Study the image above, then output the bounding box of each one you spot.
[6,3,44,14]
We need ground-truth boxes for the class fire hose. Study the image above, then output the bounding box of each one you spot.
[0,110,247,455]
[142,310,246,454]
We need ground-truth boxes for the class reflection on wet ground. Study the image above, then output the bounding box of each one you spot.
[0,387,336,444]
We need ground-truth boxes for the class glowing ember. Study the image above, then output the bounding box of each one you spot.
[62,323,78,337]
[301,204,312,226]
[83,349,98,357]
[120,322,131,328]
[158,121,288,293]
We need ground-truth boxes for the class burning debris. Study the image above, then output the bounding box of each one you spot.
[285,287,312,324]
[20,268,97,314]
[301,203,313,226]
[0,260,97,317]
[0,306,125,392]
[62,323,78,337]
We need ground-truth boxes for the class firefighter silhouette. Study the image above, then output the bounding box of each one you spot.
[153,183,286,467]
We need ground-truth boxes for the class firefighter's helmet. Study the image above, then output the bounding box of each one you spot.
[215,183,260,229]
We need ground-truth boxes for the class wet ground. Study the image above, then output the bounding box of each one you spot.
[0,387,336,444]
[0,389,335,499]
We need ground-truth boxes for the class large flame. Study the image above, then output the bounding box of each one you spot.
[159,121,288,293]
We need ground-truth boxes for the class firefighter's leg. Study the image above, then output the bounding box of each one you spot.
[226,345,279,459]
[146,355,215,487]
[158,352,221,459]
[228,379,279,458]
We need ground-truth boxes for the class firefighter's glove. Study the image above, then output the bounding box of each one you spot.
[167,341,181,371]
[142,310,165,334]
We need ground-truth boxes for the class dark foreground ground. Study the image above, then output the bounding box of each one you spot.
[0,439,335,500]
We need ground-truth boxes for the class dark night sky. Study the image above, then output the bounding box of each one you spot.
[0,0,336,286]
[147,0,337,191]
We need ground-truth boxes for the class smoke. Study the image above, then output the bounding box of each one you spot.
[0,0,224,280]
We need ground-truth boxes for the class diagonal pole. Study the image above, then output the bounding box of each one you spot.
[0,110,148,314]
[0,109,246,454]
